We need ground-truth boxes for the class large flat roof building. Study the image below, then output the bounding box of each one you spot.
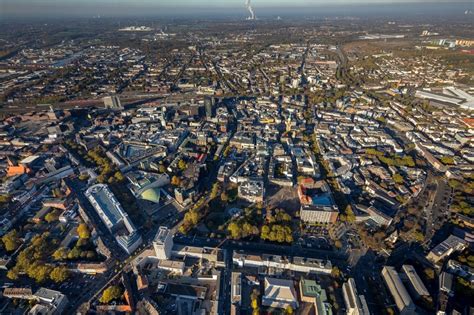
[415,87,474,110]
[86,184,126,232]
[401,265,430,300]
[300,204,339,224]
[86,184,142,255]
[262,277,298,310]
[382,266,416,315]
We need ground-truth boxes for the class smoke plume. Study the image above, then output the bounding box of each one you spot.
[245,0,256,20]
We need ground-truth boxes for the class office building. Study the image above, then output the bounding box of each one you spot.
[427,235,468,264]
[204,96,215,118]
[439,272,454,295]
[382,266,416,315]
[300,278,333,315]
[153,226,173,260]
[262,277,298,310]
[300,204,339,224]
[342,278,370,315]
[401,265,430,300]
[298,179,339,224]
[85,184,142,254]
[231,272,242,305]
[31,287,69,315]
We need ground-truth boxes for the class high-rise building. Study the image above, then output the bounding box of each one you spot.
[103,95,123,109]
[204,96,215,118]
[153,226,173,260]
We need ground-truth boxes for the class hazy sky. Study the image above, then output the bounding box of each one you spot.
[2,0,469,6]
[1,0,472,18]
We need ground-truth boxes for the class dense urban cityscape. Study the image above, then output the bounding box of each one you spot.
[0,1,473,314]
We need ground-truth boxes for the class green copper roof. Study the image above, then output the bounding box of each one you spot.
[141,187,161,203]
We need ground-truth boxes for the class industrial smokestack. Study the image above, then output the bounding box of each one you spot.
[245,0,256,20]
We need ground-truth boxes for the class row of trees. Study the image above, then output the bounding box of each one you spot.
[52,245,96,261]
[448,177,474,218]
[261,224,293,243]
[179,196,208,234]
[365,148,415,168]
[64,140,126,185]
[228,221,259,239]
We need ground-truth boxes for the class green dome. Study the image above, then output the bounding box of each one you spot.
[140,187,161,203]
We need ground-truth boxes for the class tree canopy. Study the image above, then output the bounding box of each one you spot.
[1,229,21,252]
[77,223,91,239]
[50,266,69,283]
[100,285,123,304]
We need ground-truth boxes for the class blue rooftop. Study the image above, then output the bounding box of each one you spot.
[312,194,333,207]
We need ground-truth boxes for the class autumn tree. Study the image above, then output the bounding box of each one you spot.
[251,298,258,310]
[228,222,242,239]
[250,287,260,314]
[331,266,341,278]
[100,285,123,304]
[424,268,435,280]
[221,192,229,202]
[7,268,19,280]
[50,266,69,283]
[393,173,404,185]
[53,247,69,261]
[171,176,181,186]
[440,156,455,165]
[28,263,52,283]
[77,223,91,239]
[177,159,187,171]
[114,171,125,182]
[45,210,60,223]
[158,164,166,173]
[1,229,21,252]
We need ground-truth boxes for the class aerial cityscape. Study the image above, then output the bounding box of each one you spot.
[0,0,473,314]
